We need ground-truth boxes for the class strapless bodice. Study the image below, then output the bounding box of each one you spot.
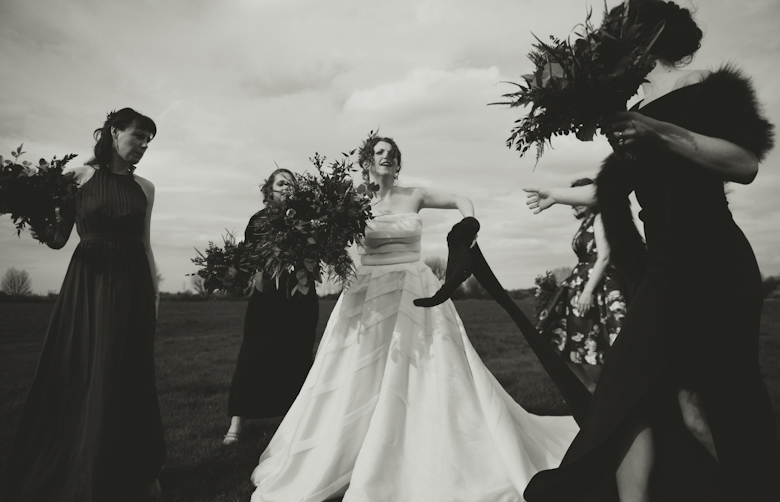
[358,213,422,266]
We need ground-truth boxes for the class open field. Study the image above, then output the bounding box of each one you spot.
[2,299,779,501]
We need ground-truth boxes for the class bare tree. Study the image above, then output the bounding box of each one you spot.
[155,261,164,287]
[424,256,447,283]
[461,275,487,299]
[190,275,210,298]
[2,267,32,298]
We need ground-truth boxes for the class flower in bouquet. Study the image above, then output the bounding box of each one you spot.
[495,1,665,160]
[190,230,256,296]
[0,144,79,241]
[534,270,560,322]
[247,149,377,294]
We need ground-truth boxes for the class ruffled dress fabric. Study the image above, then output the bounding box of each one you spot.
[2,169,165,502]
[250,213,578,502]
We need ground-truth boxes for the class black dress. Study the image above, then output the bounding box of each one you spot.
[2,169,165,502]
[525,67,780,501]
[227,212,319,419]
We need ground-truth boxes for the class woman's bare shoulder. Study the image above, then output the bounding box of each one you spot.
[63,164,97,186]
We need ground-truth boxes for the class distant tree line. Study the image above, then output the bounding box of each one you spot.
[6,266,778,302]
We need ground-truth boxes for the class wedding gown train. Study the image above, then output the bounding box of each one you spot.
[251,213,578,501]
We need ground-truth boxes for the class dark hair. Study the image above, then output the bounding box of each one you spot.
[91,108,157,173]
[260,168,295,203]
[571,178,599,218]
[616,0,702,66]
[358,135,402,183]
[571,177,595,188]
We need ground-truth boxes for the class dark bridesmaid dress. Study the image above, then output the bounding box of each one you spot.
[2,169,165,502]
[227,211,319,419]
[525,67,780,501]
[538,213,626,365]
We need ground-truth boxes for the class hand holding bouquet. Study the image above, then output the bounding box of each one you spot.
[0,144,79,242]
[246,151,377,295]
[496,1,665,160]
[191,147,377,297]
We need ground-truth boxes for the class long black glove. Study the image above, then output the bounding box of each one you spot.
[415,218,591,424]
[413,217,479,308]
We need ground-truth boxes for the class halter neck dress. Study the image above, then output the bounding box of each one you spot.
[3,169,165,502]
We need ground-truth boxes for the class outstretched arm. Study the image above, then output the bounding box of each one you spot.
[604,112,758,184]
[418,188,474,218]
[523,185,597,214]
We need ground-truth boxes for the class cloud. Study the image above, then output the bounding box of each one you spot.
[2,0,780,293]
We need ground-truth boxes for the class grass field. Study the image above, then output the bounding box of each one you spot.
[1,299,779,501]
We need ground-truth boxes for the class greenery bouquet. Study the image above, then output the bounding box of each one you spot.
[0,144,79,242]
[191,148,377,297]
[245,151,377,295]
[534,270,560,322]
[190,231,256,296]
[496,1,665,160]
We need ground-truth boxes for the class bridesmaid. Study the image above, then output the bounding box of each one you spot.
[2,108,165,502]
[223,168,319,445]
[524,1,779,500]
[537,178,626,392]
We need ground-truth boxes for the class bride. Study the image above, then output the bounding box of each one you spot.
[250,136,578,501]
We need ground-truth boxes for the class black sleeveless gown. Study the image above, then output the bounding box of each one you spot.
[226,211,318,419]
[525,68,780,501]
[2,169,165,502]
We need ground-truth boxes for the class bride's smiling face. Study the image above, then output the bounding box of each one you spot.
[371,141,399,178]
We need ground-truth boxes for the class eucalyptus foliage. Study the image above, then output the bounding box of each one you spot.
[496,1,664,160]
[0,144,78,241]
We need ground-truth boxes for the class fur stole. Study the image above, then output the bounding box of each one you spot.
[696,64,774,161]
[596,64,774,302]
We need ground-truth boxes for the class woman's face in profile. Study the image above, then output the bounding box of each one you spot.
[270,172,293,201]
[113,122,153,164]
[573,205,589,219]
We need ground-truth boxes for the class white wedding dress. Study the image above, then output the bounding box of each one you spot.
[250,213,578,502]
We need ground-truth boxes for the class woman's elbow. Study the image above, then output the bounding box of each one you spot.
[740,163,758,184]
[733,153,759,185]
[48,240,67,250]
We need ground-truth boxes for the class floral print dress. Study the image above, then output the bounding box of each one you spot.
[537,214,626,365]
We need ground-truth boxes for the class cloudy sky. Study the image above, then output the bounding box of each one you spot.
[1,0,779,294]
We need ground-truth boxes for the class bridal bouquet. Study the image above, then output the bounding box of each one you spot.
[191,148,377,296]
[0,144,79,241]
[496,1,664,160]
[190,231,256,296]
[246,151,377,294]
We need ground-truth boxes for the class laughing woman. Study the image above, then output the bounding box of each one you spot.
[2,109,165,502]
[249,136,579,502]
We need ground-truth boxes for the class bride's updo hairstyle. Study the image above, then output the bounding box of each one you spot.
[618,0,703,66]
[358,135,402,183]
[91,108,156,173]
